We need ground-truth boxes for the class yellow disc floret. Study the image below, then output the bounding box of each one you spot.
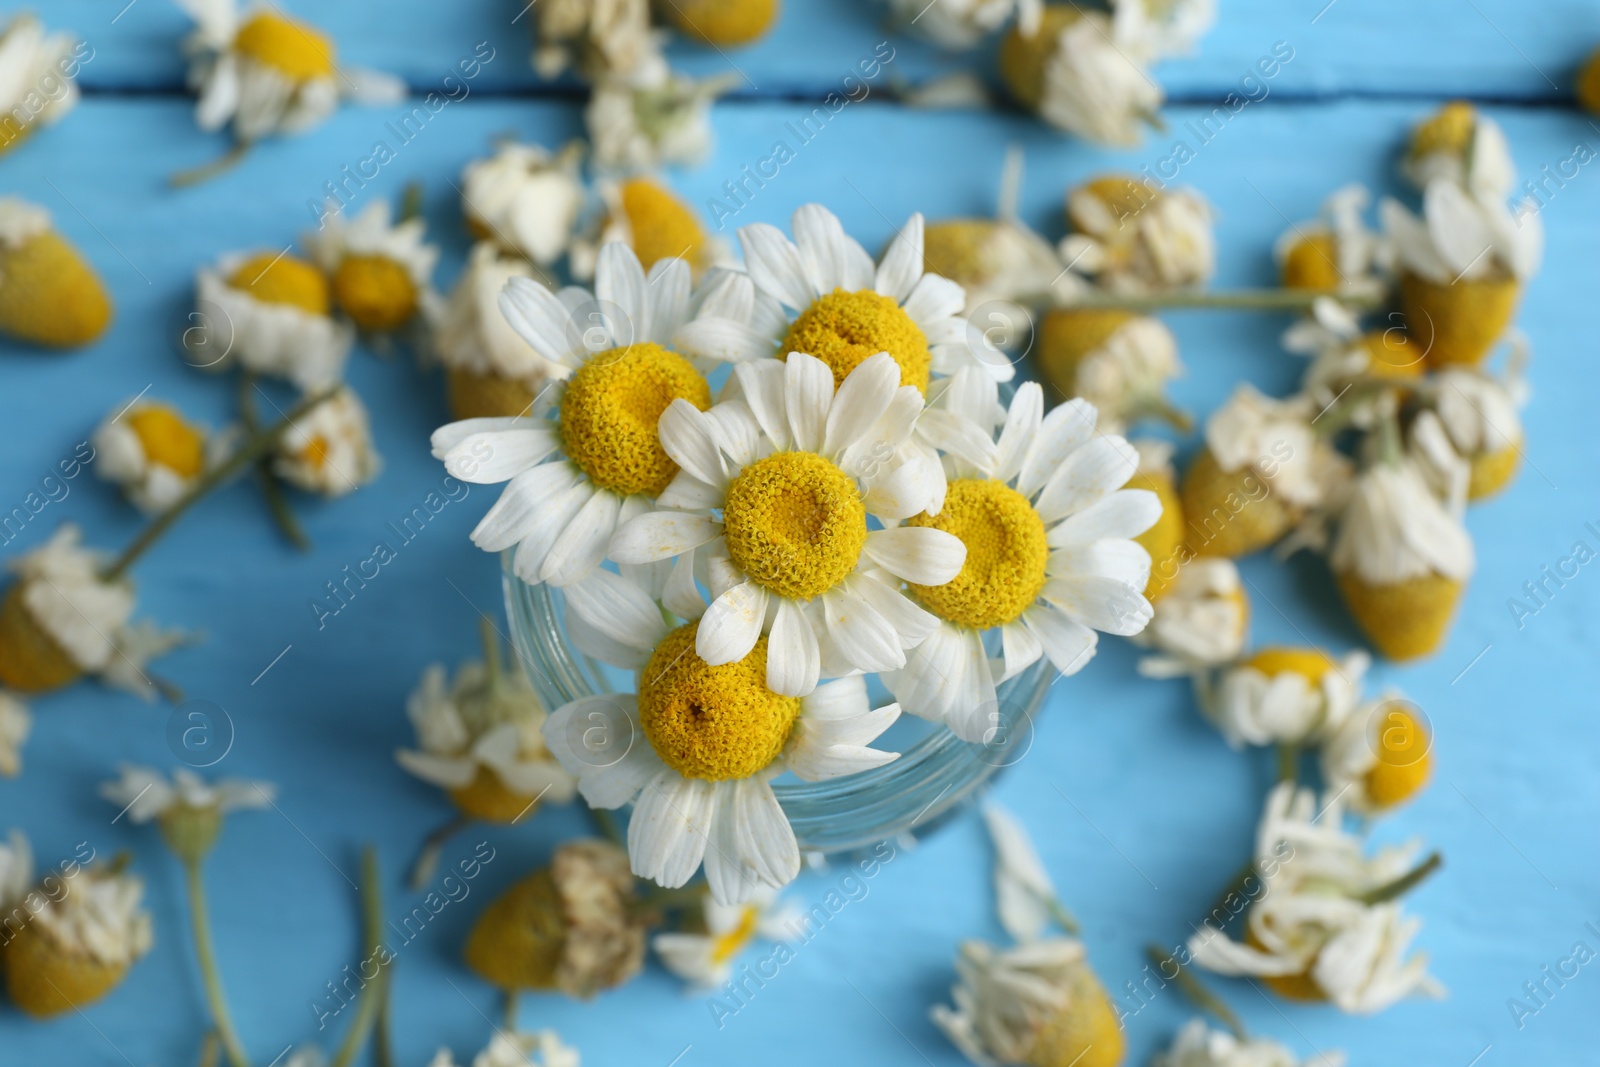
[922,219,995,286]
[227,253,331,315]
[1364,703,1432,809]
[998,5,1080,112]
[638,623,801,781]
[782,289,931,393]
[660,0,780,46]
[0,231,114,348]
[232,12,337,80]
[1359,328,1423,379]
[906,479,1048,629]
[127,404,205,477]
[331,254,418,331]
[1408,101,1477,163]
[558,343,711,497]
[1245,646,1336,685]
[1129,467,1183,601]
[0,582,81,692]
[1280,232,1341,291]
[722,451,867,600]
[618,178,708,273]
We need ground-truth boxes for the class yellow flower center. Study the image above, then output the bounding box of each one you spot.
[1245,647,1336,685]
[922,219,995,286]
[1409,100,1477,161]
[782,289,930,393]
[1074,174,1160,227]
[710,904,762,964]
[1358,328,1423,379]
[227,253,330,315]
[1280,233,1342,291]
[1036,307,1135,401]
[331,254,418,332]
[1363,704,1433,809]
[618,177,707,272]
[722,451,867,600]
[906,478,1048,630]
[1128,467,1183,601]
[232,12,337,80]
[296,434,331,471]
[998,5,1081,111]
[559,344,710,498]
[0,231,114,349]
[126,404,205,478]
[661,0,779,46]
[637,623,801,781]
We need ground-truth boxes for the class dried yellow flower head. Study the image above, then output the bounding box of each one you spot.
[1363,702,1433,810]
[1358,328,1423,380]
[782,288,931,392]
[1034,308,1134,401]
[1279,232,1341,291]
[1128,466,1183,601]
[2,863,152,1018]
[660,0,778,46]
[722,451,868,600]
[463,839,647,998]
[1245,646,1338,684]
[446,366,542,421]
[997,6,1081,112]
[1180,448,1298,559]
[448,766,543,823]
[1467,442,1521,500]
[1407,101,1477,167]
[332,254,419,331]
[922,219,997,286]
[558,343,711,497]
[1336,570,1464,661]
[126,404,207,479]
[232,12,336,80]
[0,230,114,349]
[1399,270,1519,369]
[906,478,1048,629]
[1022,963,1125,1067]
[637,623,800,781]
[227,252,331,315]
[615,177,709,273]
[0,582,82,692]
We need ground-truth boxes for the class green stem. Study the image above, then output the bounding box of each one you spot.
[170,141,253,188]
[239,374,311,552]
[408,814,471,891]
[1376,393,1405,467]
[503,990,519,1032]
[1359,852,1442,906]
[330,846,387,1067]
[183,859,251,1067]
[1276,743,1300,784]
[1146,945,1247,1041]
[479,616,503,697]
[398,181,425,223]
[1045,284,1387,314]
[102,388,336,581]
[1202,859,1261,930]
[197,1030,221,1067]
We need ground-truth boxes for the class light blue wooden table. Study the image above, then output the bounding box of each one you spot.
[2,2,1597,1064]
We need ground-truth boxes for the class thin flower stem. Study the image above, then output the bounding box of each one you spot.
[182,859,251,1067]
[399,181,425,222]
[197,1031,221,1067]
[1277,743,1300,784]
[1044,895,1081,935]
[1376,393,1405,467]
[1145,945,1247,1040]
[239,374,311,552]
[170,141,253,188]
[102,388,336,581]
[1040,284,1388,315]
[1359,851,1442,905]
[408,814,471,891]
[503,990,519,1031]
[1203,858,1260,929]
[480,616,503,697]
[330,845,387,1067]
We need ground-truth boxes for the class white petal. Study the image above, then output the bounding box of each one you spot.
[674,317,774,365]
[471,463,584,553]
[512,482,593,581]
[874,213,924,302]
[733,359,791,451]
[596,242,650,343]
[823,351,900,458]
[629,772,714,888]
[1047,488,1162,547]
[646,256,691,343]
[792,203,855,295]
[902,272,965,329]
[850,572,941,648]
[864,527,966,585]
[703,778,801,904]
[662,548,707,620]
[1034,435,1139,524]
[1041,576,1152,636]
[784,353,834,453]
[767,598,821,697]
[540,488,621,586]
[564,568,670,652]
[609,511,721,564]
[543,695,662,807]
[1022,604,1099,675]
[739,223,815,309]
[995,383,1044,484]
[499,276,578,365]
[697,581,770,666]
[820,586,905,673]
[1019,399,1096,499]
[657,399,729,490]
[1001,620,1044,680]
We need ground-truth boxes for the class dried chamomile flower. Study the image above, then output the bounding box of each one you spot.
[91,399,211,514]
[1111,0,1217,59]
[923,216,1062,313]
[1131,557,1249,678]
[659,0,780,47]
[1401,101,1515,199]
[1188,783,1443,1013]
[887,0,1029,50]
[587,68,731,172]
[0,198,113,349]
[1330,451,1475,660]
[436,243,558,420]
[1034,308,1182,430]
[303,200,440,333]
[0,14,84,157]
[0,693,29,777]
[998,4,1160,146]
[654,887,799,988]
[271,386,381,498]
[173,0,404,144]
[192,249,353,389]
[1199,647,1368,749]
[463,839,648,998]
[1428,353,1526,500]
[2,849,153,1017]
[0,525,178,697]
[100,766,273,862]
[1320,693,1433,815]
[932,939,1125,1067]
[1283,299,1423,420]
[461,142,586,268]
[532,0,663,82]
[1060,175,1214,292]
[469,1032,581,1067]
[1274,185,1388,292]
[1153,1018,1345,1067]
[572,176,723,281]
[396,656,577,823]
[1128,441,1187,600]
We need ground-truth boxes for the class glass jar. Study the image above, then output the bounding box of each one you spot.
[503,556,1052,858]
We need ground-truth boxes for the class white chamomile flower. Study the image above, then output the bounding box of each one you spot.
[272,386,381,498]
[100,765,274,823]
[174,0,404,143]
[91,398,212,514]
[302,200,441,333]
[1428,350,1526,500]
[1402,101,1516,199]
[0,694,29,777]
[433,243,722,602]
[1061,176,1214,293]
[460,142,586,268]
[0,14,83,155]
[1199,648,1368,748]
[886,0,1029,50]
[532,0,663,82]
[1035,307,1182,432]
[542,579,903,903]
[1132,557,1250,678]
[437,243,560,421]
[678,203,1008,385]
[609,350,966,697]
[1274,184,1390,292]
[1206,384,1341,511]
[883,386,1158,741]
[1320,692,1433,815]
[587,69,729,172]
[653,887,801,988]
[1382,180,1541,288]
[1188,783,1443,1014]
[397,658,577,823]
[999,5,1162,145]
[1154,1019,1346,1067]
[192,250,353,389]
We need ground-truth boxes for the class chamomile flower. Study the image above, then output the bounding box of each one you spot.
[0,14,83,156]
[922,214,1063,314]
[3,853,153,1017]
[0,693,29,777]
[609,351,965,697]
[174,0,404,144]
[460,142,586,268]
[681,203,1006,386]
[434,244,718,599]
[542,589,903,902]
[531,0,662,82]
[1188,783,1443,1014]
[587,69,729,171]
[464,839,647,998]
[932,939,1124,1067]
[1274,185,1388,292]
[470,1032,581,1067]
[397,658,577,823]
[192,250,352,389]
[437,243,560,420]
[881,387,1158,741]
[101,766,273,861]
[1429,356,1526,500]
[0,525,178,698]
[1034,308,1181,430]
[92,399,211,514]
[998,5,1161,145]
[303,200,440,333]
[572,176,724,282]
[1401,101,1516,199]
[1283,300,1423,418]
[1320,694,1433,815]
[661,0,781,46]
[1154,1019,1345,1067]
[271,386,381,497]
[1198,648,1368,749]
[0,197,112,349]
[887,0,1030,50]
[653,887,800,988]
[1060,175,1215,292]
[1128,440,1187,598]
